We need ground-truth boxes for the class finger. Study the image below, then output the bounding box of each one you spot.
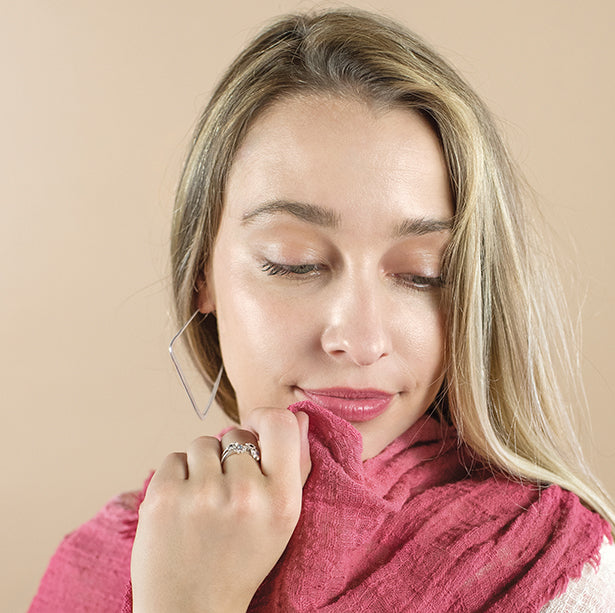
[243,408,301,483]
[148,452,188,489]
[295,411,312,486]
[185,435,222,481]
[220,428,259,448]
[220,428,262,475]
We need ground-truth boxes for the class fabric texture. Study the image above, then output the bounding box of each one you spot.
[247,402,611,612]
[30,401,612,612]
[542,538,615,612]
[28,489,143,613]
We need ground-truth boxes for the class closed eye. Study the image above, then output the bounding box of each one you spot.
[391,273,444,291]
[261,261,443,291]
[261,261,323,277]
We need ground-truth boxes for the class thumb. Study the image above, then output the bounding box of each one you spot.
[295,411,311,486]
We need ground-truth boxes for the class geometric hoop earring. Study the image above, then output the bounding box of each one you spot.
[169,309,224,420]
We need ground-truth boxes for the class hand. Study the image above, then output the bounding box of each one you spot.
[130,408,311,613]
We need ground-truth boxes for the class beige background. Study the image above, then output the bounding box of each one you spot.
[2,1,613,610]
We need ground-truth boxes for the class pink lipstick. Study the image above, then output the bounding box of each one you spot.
[300,387,394,422]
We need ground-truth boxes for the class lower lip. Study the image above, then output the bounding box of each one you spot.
[299,389,393,422]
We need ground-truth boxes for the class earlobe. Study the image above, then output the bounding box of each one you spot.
[195,275,216,314]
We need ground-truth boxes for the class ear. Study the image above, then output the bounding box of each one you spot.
[195,273,216,314]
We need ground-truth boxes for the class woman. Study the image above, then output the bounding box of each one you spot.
[30,9,615,612]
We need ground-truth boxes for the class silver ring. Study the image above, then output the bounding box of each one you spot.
[220,442,261,465]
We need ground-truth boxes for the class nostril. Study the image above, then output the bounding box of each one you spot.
[321,323,390,366]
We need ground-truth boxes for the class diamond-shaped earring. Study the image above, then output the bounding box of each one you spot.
[169,310,224,420]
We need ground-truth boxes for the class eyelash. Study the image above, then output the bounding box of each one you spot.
[391,273,444,291]
[261,261,323,277]
[261,261,444,291]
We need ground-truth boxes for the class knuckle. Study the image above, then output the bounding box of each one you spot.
[227,480,264,517]
[190,482,224,512]
[139,485,176,520]
[187,435,218,455]
[159,451,188,476]
[254,406,298,431]
[224,482,300,532]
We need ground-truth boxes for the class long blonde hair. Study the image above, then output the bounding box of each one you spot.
[170,9,614,530]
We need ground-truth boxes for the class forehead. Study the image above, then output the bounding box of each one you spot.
[224,94,453,226]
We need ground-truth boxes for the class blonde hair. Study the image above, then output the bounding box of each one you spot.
[170,9,614,529]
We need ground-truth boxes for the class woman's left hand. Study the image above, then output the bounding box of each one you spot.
[130,407,311,613]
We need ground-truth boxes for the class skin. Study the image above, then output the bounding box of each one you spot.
[131,94,454,612]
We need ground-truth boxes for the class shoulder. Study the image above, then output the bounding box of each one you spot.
[29,483,147,613]
[542,537,615,612]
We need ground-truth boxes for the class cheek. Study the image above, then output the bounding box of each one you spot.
[397,303,446,376]
[213,269,313,402]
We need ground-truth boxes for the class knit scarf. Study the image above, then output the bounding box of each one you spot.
[246,401,610,612]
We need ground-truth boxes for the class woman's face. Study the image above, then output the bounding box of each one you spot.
[201,95,453,460]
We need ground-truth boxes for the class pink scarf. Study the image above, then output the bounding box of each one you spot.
[248,401,610,612]
[30,401,610,612]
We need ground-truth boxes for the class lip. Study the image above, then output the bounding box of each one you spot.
[298,387,394,422]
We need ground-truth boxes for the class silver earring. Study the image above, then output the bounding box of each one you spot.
[169,310,224,420]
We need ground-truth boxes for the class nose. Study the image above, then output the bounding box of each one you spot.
[320,274,392,366]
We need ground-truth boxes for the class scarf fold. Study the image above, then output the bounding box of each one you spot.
[247,401,610,612]
[30,400,611,612]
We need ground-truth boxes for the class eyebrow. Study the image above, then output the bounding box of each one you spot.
[392,217,453,238]
[241,200,341,229]
[241,199,453,237]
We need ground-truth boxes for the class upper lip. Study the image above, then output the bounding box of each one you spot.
[299,387,394,399]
